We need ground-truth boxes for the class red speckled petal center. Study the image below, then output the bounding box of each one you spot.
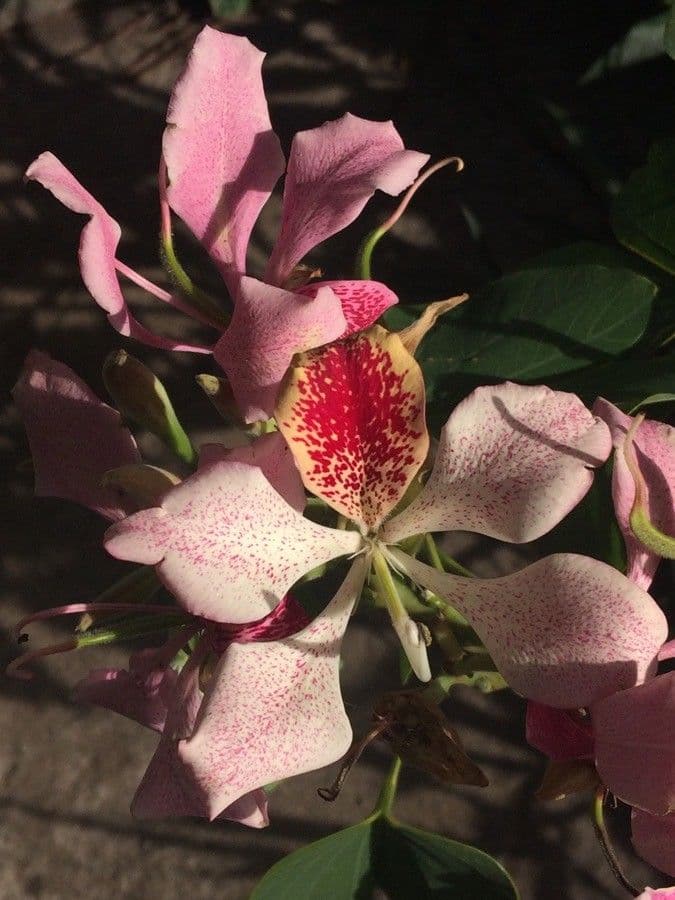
[276,325,428,530]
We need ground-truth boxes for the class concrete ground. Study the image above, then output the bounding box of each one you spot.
[1,2,672,898]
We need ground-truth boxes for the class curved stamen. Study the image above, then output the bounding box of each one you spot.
[358,156,464,279]
[14,602,181,640]
[7,640,78,680]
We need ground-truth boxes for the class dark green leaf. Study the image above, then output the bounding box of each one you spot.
[251,821,374,900]
[390,265,655,426]
[629,392,675,414]
[372,817,519,899]
[579,12,668,84]
[666,3,675,60]
[209,0,250,16]
[251,814,519,900]
[548,352,675,411]
[612,139,675,275]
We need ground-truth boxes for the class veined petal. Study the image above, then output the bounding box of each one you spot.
[594,398,675,590]
[25,153,210,353]
[383,382,611,545]
[296,280,399,336]
[199,431,306,513]
[12,350,140,520]
[592,672,675,815]
[163,27,284,291]
[213,276,346,422]
[525,702,594,762]
[104,460,361,624]
[632,809,675,879]
[388,549,666,709]
[265,113,429,286]
[175,556,369,820]
[276,325,429,531]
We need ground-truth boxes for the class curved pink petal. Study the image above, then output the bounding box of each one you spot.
[593,672,675,815]
[637,890,675,900]
[73,649,179,733]
[198,432,305,513]
[593,398,675,590]
[276,326,429,530]
[163,27,284,291]
[389,549,667,709]
[213,276,346,422]
[265,113,429,286]
[296,280,399,336]
[383,382,611,545]
[13,350,140,520]
[173,557,368,820]
[633,810,675,880]
[525,702,594,762]
[104,460,361,624]
[25,153,210,353]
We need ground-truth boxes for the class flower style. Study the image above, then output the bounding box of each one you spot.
[103,325,666,820]
[25,26,430,422]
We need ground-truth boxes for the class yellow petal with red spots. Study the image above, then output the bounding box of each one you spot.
[276,325,429,531]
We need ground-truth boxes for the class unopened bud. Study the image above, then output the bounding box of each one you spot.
[103,350,195,464]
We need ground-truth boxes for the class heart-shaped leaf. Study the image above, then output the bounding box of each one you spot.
[251,812,519,899]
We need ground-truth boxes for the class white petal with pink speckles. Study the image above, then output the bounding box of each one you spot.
[104,461,361,624]
[388,549,666,708]
[176,556,369,820]
[383,382,611,544]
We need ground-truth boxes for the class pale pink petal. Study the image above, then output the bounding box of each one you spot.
[296,280,398,336]
[163,27,284,291]
[25,153,210,353]
[73,651,178,733]
[12,350,140,520]
[104,460,361,624]
[593,672,675,815]
[131,735,269,826]
[383,382,611,544]
[131,647,269,826]
[276,326,428,531]
[633,810,675,880]
[525,702,594,761]
[199,432,305,513]
[213,276,346,422]
[174,557,368,820]
[593,398,675,590]
[636,889,675,900]
[265,114,429,286]
[388,549,667,709]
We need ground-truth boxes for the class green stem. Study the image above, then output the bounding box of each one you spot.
[356,226,386,280]
[375,756,402,818]
[77,613,193,648]
[160,234,231,328]
[592,789,639,896]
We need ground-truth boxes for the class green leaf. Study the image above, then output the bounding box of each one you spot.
[549,352,675,411]
[252,814,519,900]
[251,821,374,900]
[612,139,675,275]
[373,818,519,900]
[579,12,668,84]
[666,3,675,60]
[629,392,675,414]
[208,0,250,16]
[389,265,656,426]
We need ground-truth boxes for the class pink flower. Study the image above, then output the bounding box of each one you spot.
[26,27,429,422]
[12,350,140,520]
[103,326,666,819]
[637,890,675,900]
[593,398,675,589]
